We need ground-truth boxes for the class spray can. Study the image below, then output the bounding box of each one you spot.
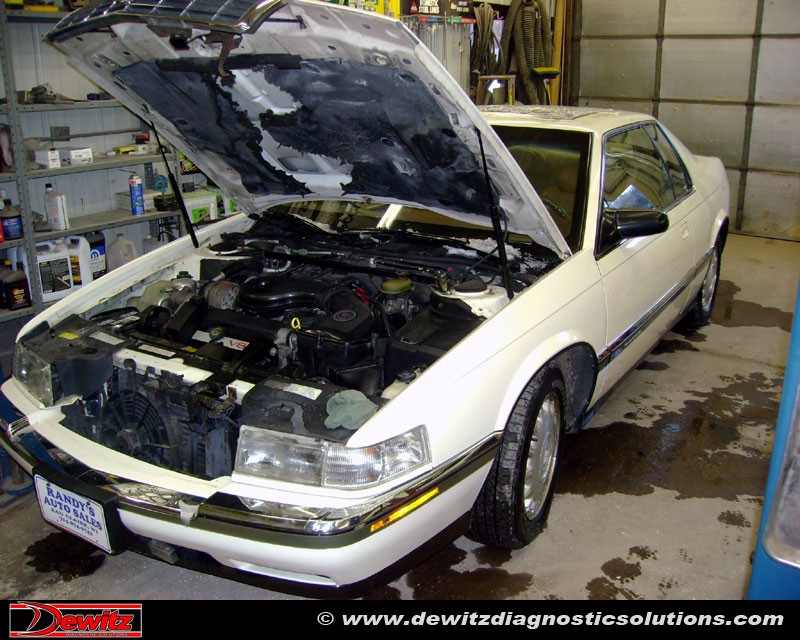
[129,172,145,216]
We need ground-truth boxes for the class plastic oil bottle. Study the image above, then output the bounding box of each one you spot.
[106,233,139,271]
[86,230,107,280]
[0,258,13,308]
[45,183,70,231]
[36,240,74,302]
[65,235,93,289]
[5,257,32,310]
[0,195,24,240]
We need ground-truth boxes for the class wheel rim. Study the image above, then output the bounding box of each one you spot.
[523,391,561,520]
[700,250,719,314]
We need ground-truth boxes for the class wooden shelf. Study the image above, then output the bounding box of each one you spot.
[15,100,122,113]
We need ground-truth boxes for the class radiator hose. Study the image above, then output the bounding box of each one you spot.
[500,0,552,104]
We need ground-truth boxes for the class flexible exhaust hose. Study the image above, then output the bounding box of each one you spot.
[500,0,552,104]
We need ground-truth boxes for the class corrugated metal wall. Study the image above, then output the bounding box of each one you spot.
[571,0,800,240]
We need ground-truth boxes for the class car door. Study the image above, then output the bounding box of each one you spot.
[594,123,696,398]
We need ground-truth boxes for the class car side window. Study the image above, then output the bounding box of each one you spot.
[598,124,679,257]
[646,123,692,200]
[492,125,591,252]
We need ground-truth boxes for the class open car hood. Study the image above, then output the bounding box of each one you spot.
[46,0,569,256]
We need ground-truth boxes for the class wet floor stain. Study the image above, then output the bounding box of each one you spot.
[636,361,670,372]
[658,578,677,595]
[473,546,513,568]
[713,280,793,332]
[718,510,751,528]
[602,557,641,583]
[651,339,699,355]
[401,544,534,600]
[586,576,641,600]
[629,545,656,561]
[25,532,105,581]
[362,585,403,600]
[558,371,779,500]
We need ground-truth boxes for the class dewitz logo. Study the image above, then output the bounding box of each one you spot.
[9,602,143,637]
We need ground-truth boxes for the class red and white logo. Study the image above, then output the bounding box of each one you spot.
[9,602,142,638]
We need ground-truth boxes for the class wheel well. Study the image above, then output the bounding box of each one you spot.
[549,343,597,433]
[718,219,729,253]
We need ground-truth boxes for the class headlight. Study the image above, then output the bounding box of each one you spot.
[234,425,430,489]
[12,342,59,407]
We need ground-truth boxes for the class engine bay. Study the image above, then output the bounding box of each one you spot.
[25,210,560,481]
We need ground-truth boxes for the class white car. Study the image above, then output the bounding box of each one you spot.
[1,0,728,592]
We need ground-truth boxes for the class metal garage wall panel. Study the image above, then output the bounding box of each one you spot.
[581,98,655,116]
[581,0,660,36]
[748,107,800,172]
[755,39,800,106]
[664,0,757,35]
[726,169,741,216]
[660,39,752,102]
[658,102,746,167]
[742,172,800,239]
[579,39,657,99]
[762,0,800,34]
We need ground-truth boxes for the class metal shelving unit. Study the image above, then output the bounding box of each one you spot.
[0,6,179,325]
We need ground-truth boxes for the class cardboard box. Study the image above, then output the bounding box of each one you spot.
[58,147,93,166]
[183,190,218,223]
[115,189,159,212]
[30,149,61,169]
[205,184,238,217]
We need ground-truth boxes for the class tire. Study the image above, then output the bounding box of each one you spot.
[680,240,721,330]
[467,366,566,549]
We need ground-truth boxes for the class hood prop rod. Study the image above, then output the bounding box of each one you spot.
[152,124,199,249]
[476,128,514,300]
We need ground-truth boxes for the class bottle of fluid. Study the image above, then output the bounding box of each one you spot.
[129,172,145,216]
[0,196,23,240]
[37,240,74,302]
[5,261,32,310]
[0,258,13,308]
[45,183,70,231]
[86,230,107,280]
[106,233,139,271]
[65,235,93,289]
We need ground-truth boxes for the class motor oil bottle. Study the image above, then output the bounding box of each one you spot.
[5,261,32,310]
[0,196,23,240]
[45,183,70,231]
[37,240,74,302]
[65,235,93,289]
[86,230,107,280]
[106,233,139,271]
[0,258,13,307]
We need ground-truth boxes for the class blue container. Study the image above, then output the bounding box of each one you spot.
[129,172,145,216]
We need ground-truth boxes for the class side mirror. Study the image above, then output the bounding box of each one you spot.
[608,208,669,239]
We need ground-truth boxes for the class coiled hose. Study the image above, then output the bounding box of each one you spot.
[500,0,552,104]
[471,3,503,96]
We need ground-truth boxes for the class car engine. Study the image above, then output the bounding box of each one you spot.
[24,214,558,481]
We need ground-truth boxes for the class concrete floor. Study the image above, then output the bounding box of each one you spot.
[0,233,798,601]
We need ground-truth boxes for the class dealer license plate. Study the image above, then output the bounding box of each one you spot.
[34,475,113,553]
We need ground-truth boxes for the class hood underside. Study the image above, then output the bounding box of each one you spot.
[46,0,568,256]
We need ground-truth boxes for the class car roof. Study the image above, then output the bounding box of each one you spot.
[479,105,653,134]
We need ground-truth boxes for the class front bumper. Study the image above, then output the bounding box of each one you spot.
[0,409,495,587]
